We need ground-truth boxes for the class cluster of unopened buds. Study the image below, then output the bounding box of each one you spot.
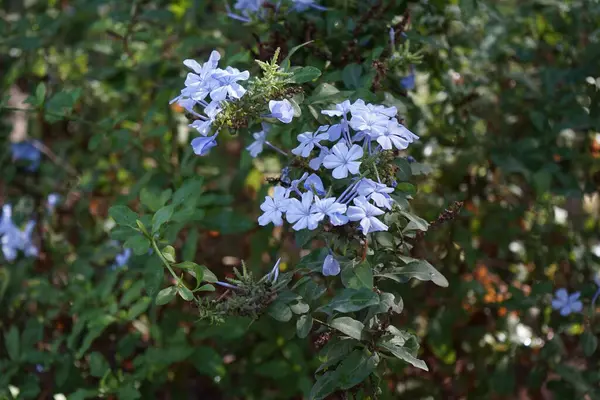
[248,99,418,275]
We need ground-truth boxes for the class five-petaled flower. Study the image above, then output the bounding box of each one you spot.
[322,143,363,179]
[292,128,329,157]
[347,196,388,235]
[258,186,289,226]
[551,289,583,316]
[285,191,320,230]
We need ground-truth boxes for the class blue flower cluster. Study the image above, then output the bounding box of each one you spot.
[227,0,325,22]
[171,51,294,156]
[0,204,38,262]
[255,100,418,275]
[171,51,249,156]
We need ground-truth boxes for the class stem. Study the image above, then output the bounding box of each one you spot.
[151,239,185,287]
[265,141,289,157]
[313,318,333,329]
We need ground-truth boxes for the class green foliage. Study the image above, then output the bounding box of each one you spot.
[2,0,600,399]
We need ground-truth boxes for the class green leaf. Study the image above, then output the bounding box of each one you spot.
[127,297,151,320]
[201,210,254,234]
[341,260,373,289]
[410,162,433,176]
[326,288,379,313]
[152,205,175,233]
[89,352,110,378]
[296,314,313,339]
[375,292,403,314]
[330,317,365,340]
[281,40,313,70]
[172,178,204,206]
[289,300,310,315]
[109,205,139,228]
[155,286,177,305]
[401,211,429,232]
[295,229,316,248]
[177,286,194,301]
[581,330,598,357]
[342,64,363,89]
[144,258,163,297]
[268,301,293,322]
[124,235,150,256]
[388,260,449,287]
[394,158,413,181]
[140,188,166,212]
[309,371,339,400]
[5,326,20,361]
[292,66,322,83]
[195,284,215,292]
[35,83,46,106]
[336,349,379,390]
[378,341,428,371]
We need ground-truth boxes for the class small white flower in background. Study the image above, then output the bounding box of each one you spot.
[322,143,363,179]
[269,99,294,124]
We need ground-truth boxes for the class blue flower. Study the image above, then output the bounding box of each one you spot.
[551,289,583,316]
[309,148,330,171]
[347,196,388,235]
[11,141,41,172]
[312,196,347,225]
[285,191,320,230]
[291,128,329,158]
[47,193,60,213]
[265,258,281,283]
[172,51,221,105]
[227,0,264,22]
[322,254,341,276]
[349,111,389,139]
[377,119,418,150]
[0,215,38,262]
[247,123,270,158]
[322,143,363,179]
[291,0,326,11]
[357,179,394,210]
[303,174,326,196]
[322,100,351,118]
[210,67,250,101]
[216,281,241,289]
[258,186,289,226]
[191,134,219,156]
[400,66,416,90]
[269,99,294,124]
[115,248,132,268]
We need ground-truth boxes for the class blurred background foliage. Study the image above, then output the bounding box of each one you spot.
[1,0,600,399]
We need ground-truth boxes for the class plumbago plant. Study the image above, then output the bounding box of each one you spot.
[109,45,445,398]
